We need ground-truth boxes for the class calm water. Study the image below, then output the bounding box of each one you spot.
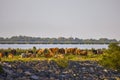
[0,44,108,49]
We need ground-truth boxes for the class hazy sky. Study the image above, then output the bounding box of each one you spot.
[0,0,120,40]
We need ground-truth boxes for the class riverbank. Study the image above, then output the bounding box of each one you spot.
[0,60,120,80]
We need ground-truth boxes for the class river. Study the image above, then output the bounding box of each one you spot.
[0,44,108,49]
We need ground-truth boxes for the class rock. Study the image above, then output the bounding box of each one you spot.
[3,62,12,68]
[17,76,30,80]
[3,68,13,74]
[24,71,32,76]
[62,71,69,74]
[17,69,23,73]
[59,74,66,79]
[0,60,120,80]
[31,75,39,80]
[55,71,60,75]
[89,67,95,73]
[81,67,88,73]
[50,77,55,80]
[104,69,108,72]
[73,73,76,76]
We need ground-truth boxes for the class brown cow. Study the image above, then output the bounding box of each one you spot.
[8,53,14,58]
[75,49,81,55]
[55,54,64,59]
[37,49,42,54]
[36,48,45,57]
[30,54,36,58]
[43,48,54,58]
[26,53,32,58]
[65,48,77,55]
[79,50,88,56]
[49,48,59,54]
[11,49,16,55]
[0,53,4,58]
[58,48,65,54]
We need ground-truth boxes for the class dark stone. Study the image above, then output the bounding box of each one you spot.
[0,60,120,80]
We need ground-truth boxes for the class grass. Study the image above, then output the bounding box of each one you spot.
[0,53,103,62]
[54,58,69,68]
[1,56,47,62]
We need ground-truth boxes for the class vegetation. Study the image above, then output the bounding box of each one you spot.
[100,43,120,72]
[0,36,119,44]
[0,54,102,62]
[54,58,69,68]
[0,65,4,74]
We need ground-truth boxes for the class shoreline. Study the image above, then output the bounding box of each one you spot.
[0,60,120,80]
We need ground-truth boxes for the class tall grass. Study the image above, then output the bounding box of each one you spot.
[1,53,103,62]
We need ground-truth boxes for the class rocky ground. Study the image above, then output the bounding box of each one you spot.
[0,60,120,80]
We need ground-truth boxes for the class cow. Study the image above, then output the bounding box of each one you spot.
[26,53,33,58]
[11,49,16,55]
[97,49,103,54]
[36,49,42,57]
[92,49,97,54]
[75,49,81,55]
[43,48,54,58]
[26,50,33,54]
[0,52,4,58]
[80,50,88,56]
[30,54,36,58]
[58,48,65,54]
[65,48,77,55]
[54,54,64,59]
[8,53,14,58]
[49,48,59,54]
[36,49,44,55]
[21,53,27,58]
[92,49,103,54]
[4,51,8,57]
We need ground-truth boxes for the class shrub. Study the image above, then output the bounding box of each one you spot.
[100,43,120,71]
[0,65,4,74]
[54,58,68,68]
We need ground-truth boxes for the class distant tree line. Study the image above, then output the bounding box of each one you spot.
[0,36,119,44]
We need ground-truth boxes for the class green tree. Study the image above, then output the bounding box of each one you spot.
[100,43,120,71]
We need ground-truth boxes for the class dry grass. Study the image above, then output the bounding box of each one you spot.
[0,53,103,62]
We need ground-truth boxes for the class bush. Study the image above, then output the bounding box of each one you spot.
[54,58,68,68]
[100,43,120,71]
[0,65,4,74]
